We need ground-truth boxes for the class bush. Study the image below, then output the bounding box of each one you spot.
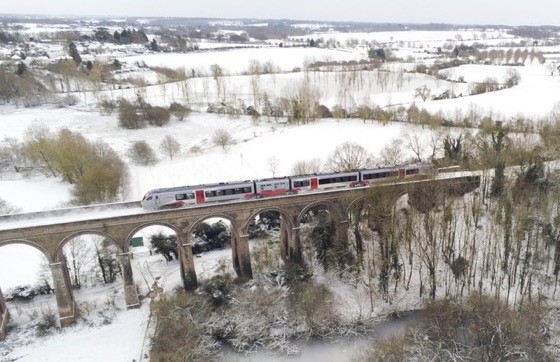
[169,102,190,121]
[35,312,58,337]
[150,233,178,261]
[363,294,551,361]
[98,98,117,115]
[287,282,337,339]
[200,276,231,307]
[0,197,21,214]
[127,140,158,166]
[118,99,145,129]
[146,106,171,127]
[192,221,231,254]
[151,291,218,361]
[212,129,233,151]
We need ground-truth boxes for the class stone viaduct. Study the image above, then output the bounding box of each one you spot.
[0,174,479,340]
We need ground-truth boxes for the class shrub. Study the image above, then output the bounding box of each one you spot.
[212,129,233,151]
[169,102,190,121]
[200,276,231,307]
[118,99,145,129]
[192,221,230,254]
[0,197,21,214]
[362,294,551,361]
[127,140,158,166]
[98,98,117,115]
[150,233,178,261]
[35,312,58,337]
[145,106,171,127]
[151,291,218,361]
[287,282,337,339]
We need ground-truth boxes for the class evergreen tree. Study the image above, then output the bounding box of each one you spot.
[67,41,82,65]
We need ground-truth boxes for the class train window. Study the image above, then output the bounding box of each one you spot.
[319,178,331,185]
[243,187,252,193]
[147,196,153,201]
[205,191,215,197]
[406,168,419,175]
[294,180,310,187]
[224,189,233,195]
[364,171,396,180]
[176,193,187,200]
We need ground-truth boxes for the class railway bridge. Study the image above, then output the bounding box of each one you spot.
[0,174,480,339]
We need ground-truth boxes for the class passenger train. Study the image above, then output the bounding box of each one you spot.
[141,162,434,210]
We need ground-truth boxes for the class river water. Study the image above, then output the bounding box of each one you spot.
[222,311,422,361]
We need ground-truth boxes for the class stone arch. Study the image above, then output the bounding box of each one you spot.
[187,213,249,279]
[297,200,344,224]
[187,214,239,236]
[55,230,121,263]
[0,238,75,327]
[242,206,294,233]
[125,221,183,246]
[126,221,197,294]
[242,206,295,264]
[0,239,54,263]
[296,199,353,267]
[346,196,368,215]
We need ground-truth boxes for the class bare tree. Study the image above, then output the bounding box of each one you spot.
[249,60,262,109]
[403,130,423,162]
[325,141,373,171]
[292,158,322,175]
[64,237,94,288]
[267,156,280,177]
[159,135,181,161]
[212,129,233,151]
[546,61,558,76]
[414,86,431,102]
[379,138,405,165]
[210,64,225,100]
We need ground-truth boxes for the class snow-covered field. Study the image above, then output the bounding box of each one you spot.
[2,23,560,360]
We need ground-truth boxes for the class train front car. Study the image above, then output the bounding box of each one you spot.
[141,186,197,210]
[140,191,155,210]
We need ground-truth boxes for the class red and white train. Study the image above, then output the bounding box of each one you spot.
[141,162,434,210]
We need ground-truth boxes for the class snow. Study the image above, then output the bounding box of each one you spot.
[1,23,560,360]
[6,305,150,362]
[0,176,71,213]
[118,47,366,75]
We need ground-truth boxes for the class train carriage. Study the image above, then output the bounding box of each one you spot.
[141,181,254,209]
[252,177,292,197]
[290,171,360,192]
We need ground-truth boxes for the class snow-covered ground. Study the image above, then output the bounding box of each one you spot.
[2,24,560,360]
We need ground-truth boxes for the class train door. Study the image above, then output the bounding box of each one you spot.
[398,167,406,179]
[195,189,205,203]
[310,178,318,190]
[155,195,160,208]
